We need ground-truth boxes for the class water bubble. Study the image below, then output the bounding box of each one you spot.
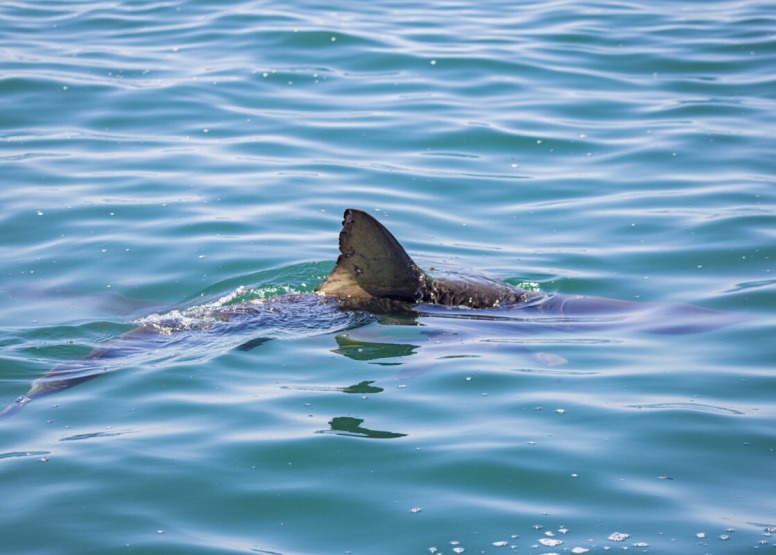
[608,532,629,542]
[540,538,563,547]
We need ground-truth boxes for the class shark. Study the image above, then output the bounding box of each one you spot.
[1,208,749,418]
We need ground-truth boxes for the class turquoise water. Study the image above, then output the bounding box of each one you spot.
[2,0,775,553]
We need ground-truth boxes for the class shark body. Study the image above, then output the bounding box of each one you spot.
[1,209,747,418]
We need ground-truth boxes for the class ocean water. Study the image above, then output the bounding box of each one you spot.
[1,0,775,553]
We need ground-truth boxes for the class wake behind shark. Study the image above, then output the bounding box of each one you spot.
[1,209,749,418]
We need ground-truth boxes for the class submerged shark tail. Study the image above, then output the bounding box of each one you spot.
[0,396,31,419]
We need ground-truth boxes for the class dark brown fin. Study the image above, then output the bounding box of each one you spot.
[315,209,425,302]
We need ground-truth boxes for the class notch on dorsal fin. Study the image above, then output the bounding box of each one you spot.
[315,209,426,302]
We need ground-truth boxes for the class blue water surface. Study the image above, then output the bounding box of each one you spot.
[1,1,775,554]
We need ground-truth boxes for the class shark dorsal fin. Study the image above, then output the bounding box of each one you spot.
[315,209,425,302]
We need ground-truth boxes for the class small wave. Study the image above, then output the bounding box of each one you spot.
[484,338,623,345]
[0,451,51,460]
[628,403,743,415]
[419,151,480,159]
[512,367,598,376]
[727,278,776,293]
[60,430,135,442]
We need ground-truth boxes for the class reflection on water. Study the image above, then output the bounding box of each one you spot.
[317,416,407,439]
[332,334,420,362]
[340,380,383,394]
